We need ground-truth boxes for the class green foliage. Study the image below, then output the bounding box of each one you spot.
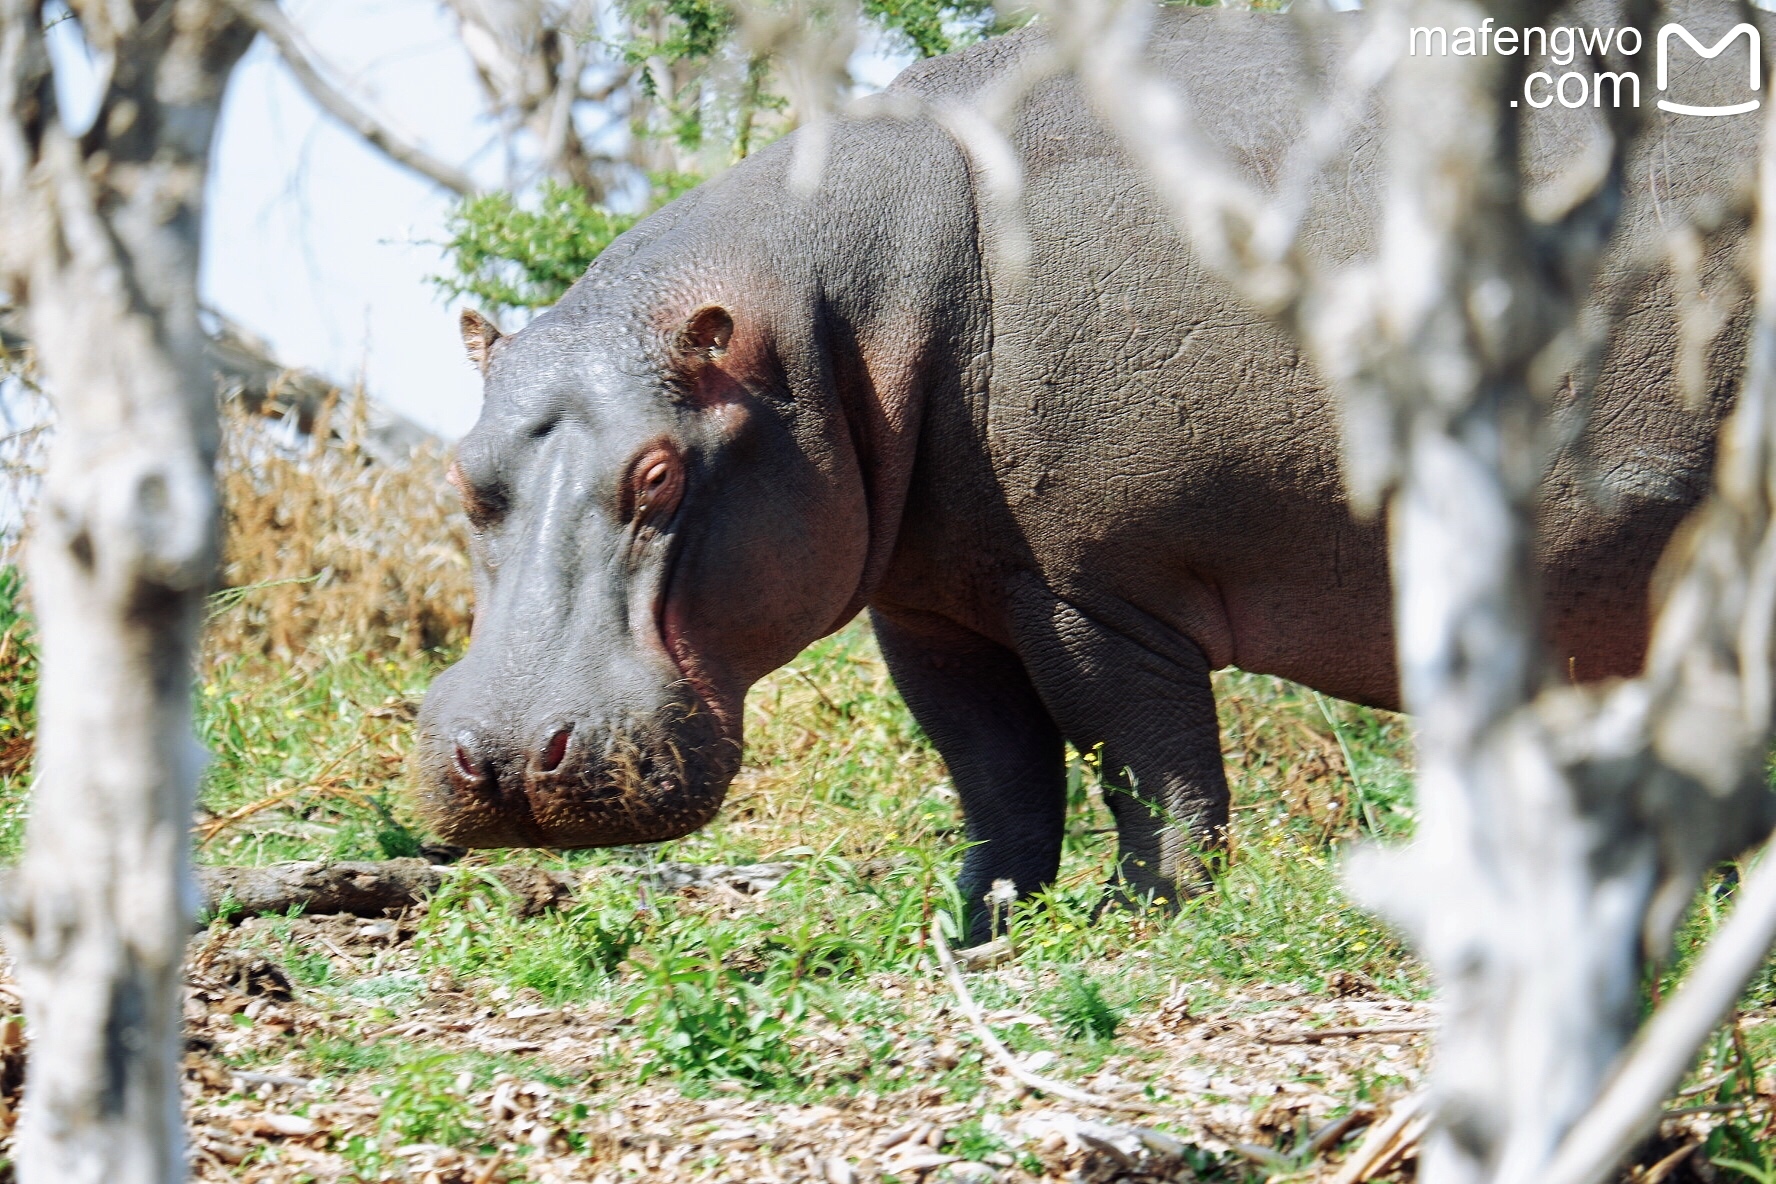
[195,646,443,866]
[433,0,1013,317]
[613,0,1000,162]
[370,792,423,859]
[626,930,814,1086]
[372,1052,482,1147]
[0,565,36,767]
[434,176,702,319]
[861,0,999,57]
[1664,1011,1776,1183]
[0,566,33,861]
[943,1118,1032,1167]
[1049,966,1122,1041]
[301,1034,404,1078]
[1707,1099,1776,1180]
[1712,1136,1776,1182]
[327,1048,493,1179]
[623,0,735,87]
[433,181,646,317]
[415,873,642,1002]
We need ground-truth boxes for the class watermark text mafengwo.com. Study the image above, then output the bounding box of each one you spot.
[1408,21,1761,114]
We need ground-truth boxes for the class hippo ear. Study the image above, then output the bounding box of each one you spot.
[672,305,733,371]
[460,308,504,374]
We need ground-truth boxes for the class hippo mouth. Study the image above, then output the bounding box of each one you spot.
[416,692,738,850]
[412,554,743,850]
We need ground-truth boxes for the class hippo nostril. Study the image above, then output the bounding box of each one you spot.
[540,726,572,773]
[452,741,487,787]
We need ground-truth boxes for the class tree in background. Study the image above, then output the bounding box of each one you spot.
[427,0,1008,319]
[216,0,1010,323]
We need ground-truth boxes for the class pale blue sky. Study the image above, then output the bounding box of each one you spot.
[203,1,529,440]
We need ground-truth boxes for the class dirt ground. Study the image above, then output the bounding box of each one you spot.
[0,881,1759,1183]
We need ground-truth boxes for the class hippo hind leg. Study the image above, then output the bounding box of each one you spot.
[1006,580,1230,913]
[871,606,1067,945]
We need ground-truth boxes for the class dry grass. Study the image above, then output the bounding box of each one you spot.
[209,396,472,666]
[0,391,472,801]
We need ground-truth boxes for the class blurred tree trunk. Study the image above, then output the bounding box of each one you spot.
[1043,0,1776,1179]
[0,2,252,1181]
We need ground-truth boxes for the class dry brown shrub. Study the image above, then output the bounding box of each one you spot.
[207,395,471,665]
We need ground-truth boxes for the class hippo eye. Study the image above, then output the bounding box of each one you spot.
[449,462,505,528]
[625,444,683,524]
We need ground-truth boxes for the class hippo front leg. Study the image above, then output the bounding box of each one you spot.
[871,607,1067,943]
[1007,583,1229,910]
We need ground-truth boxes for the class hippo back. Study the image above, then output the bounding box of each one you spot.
[878,1,1756,700]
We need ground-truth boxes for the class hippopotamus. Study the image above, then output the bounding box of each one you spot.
[414,1,1757,938]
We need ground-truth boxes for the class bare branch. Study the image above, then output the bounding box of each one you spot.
[225,0,477,195]
[930,924,1158,1115]
[1544,830,1776,1184]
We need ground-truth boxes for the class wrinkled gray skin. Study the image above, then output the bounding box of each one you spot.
[417,2,1758,940]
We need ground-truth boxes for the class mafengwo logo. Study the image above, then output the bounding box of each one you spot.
[1657,23,1759,115]
[1407,19,1760,115]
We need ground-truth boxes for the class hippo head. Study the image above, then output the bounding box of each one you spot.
[414,294,872,848]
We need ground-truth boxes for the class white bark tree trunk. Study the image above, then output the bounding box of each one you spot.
[0,4,252,1181]
[1038,0,1776,1179]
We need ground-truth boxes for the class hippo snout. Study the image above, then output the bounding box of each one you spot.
[413,672,739,849]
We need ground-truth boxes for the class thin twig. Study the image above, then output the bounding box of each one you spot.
[784,665,844,718]
[312,933,364,971]
[1638,1141,1700,1184]
[1544,829,1776,1184]
[223,0,476,195]
[1308,1106,1378,1157]
[1675,1069,1736,1099]
[197,735,373,846]
[1326,1094,1427,1184]
[1258,1023,1433,1044]
[229,1070,313,1090]
[929,924,1157,1115]
[1659,1099,1767,1120]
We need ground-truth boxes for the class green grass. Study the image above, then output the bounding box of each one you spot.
[0,575,1434,1089]
[170,621,1429,1107]
[0,565,34,859]
[8,565,1776,1177]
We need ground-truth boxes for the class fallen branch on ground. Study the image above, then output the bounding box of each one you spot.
[930,924,1157,1116]
[191,857,798,922]
[1257,1023,1434,1043]
[195,859,575,921]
